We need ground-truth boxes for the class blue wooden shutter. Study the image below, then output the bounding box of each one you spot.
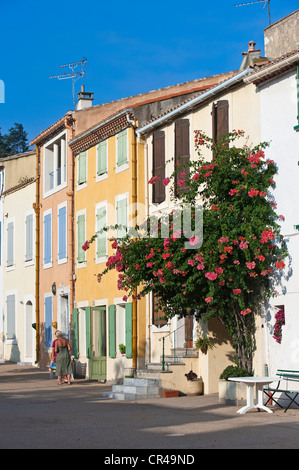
[77,214,85,263]
[85,307,91,358]
[72,308,79,358]
[6,294,15,339]
[44,296,52,348]
[117,130,127,166]
[97,141,107,175]
[43,213,52,264]
[25,214,33,261]
[125,302,132,358]
[58,206,67,260]
[108,305,116,358]
[96,206,106,258]
[6,221,14,266]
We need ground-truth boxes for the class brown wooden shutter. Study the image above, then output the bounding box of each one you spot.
[175,119,190,196]
[185,315,193,348]
[152,294,167,328]
[212,100,229,141]
[152,130,165,204]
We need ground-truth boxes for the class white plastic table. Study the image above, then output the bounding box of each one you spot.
[228,376,277,414]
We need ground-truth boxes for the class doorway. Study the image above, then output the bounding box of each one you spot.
[89,307,106,381]
[25,300,34,363]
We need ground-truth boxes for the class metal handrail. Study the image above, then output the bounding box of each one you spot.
[159,320,193,371]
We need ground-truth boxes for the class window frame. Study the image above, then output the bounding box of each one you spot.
[115,129,129,174]
[96,139,108,182]
[43,130,67,198]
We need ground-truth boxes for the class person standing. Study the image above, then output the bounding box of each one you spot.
[55,330,72,385]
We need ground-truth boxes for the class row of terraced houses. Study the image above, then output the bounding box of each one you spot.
[0,11,299,395]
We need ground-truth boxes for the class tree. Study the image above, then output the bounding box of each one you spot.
[85,130,287,372]
[0,123,29,157]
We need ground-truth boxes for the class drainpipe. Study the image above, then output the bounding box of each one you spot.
[127,113,138,371]
[33,146,40,364]
[64,117,75,339]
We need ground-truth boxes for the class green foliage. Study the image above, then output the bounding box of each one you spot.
[220,365,253,381]
[0,123,29,157]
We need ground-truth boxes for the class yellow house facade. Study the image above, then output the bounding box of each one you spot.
[70,109,147,381]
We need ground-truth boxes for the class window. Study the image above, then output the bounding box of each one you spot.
[43,210,52,267]
[116,130,128,169]
[78,151,87,185]
[116,195,128,239]
[44,131,66,195]
[97,140,107,178]
[6,220,14,267]
[152,130,165,204]
[77,212,86,264]
[44,295,53,348]
[108,303,132,358]
[58,203,67,262]
[25,212,34,263]
[174,119,190,196]
[96,203,107,261]
[6,293,16,340]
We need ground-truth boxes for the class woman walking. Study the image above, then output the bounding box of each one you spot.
[55,330,72,385]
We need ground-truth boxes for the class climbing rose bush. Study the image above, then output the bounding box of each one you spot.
[85,130,287,372]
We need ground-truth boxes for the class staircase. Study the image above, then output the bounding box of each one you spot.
[101,348,198,400]
[101,377,161,401]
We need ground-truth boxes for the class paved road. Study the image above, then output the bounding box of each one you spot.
[0,362,298,452]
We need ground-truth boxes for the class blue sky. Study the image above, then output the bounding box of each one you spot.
[0,0,298,145]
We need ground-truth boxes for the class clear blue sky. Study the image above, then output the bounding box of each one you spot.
[0,0,298,145]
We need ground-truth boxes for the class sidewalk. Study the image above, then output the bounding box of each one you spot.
[0,362,298,449]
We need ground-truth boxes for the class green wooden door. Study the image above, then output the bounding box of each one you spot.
[89,307,107,381]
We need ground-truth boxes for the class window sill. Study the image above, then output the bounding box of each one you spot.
[96,172,108,183]
[115,162,129,174]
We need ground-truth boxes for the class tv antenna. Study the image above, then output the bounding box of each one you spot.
[234,0,271,25]
[49,57,88,109]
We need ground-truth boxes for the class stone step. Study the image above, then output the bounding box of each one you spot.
[101,376,161,401]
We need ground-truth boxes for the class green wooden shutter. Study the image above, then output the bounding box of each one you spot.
[116,198,127,239]
[72,308,79,359]
[117,130,127,166]
[97,141,107,175]
[96,207,106,258]
[125,302,132,358]
[77,214,85,263]
[108,305,116,358]
[85,307,91,359]
[78,151,87,184]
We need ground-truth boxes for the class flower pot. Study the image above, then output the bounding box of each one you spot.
[186,379,203,396]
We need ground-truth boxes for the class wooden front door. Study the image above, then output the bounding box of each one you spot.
[89,307,106,381]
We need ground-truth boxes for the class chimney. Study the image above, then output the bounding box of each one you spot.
[77,85,94,110]
[240,41,262,70]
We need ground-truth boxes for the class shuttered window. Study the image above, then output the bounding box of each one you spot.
[44,296,52,348]
[212,100,229,143]
[125,303,133,358]
[78,151,87,184]
[108,305,116,358]
[97,141,107,176]
[96,206,107,259]
[58,205,67,260]
[6,221,14,267]
[152,130,165,204]
[117,130,127,167]
[43,213,52,265]
[6,294,16,339]
[116,198,127,239]
[77,214,85,263]
[85,307,91,358]
[175,119,190,196]
[25,213,34,262]
[72,308,79,359]
[152,294,167,328]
